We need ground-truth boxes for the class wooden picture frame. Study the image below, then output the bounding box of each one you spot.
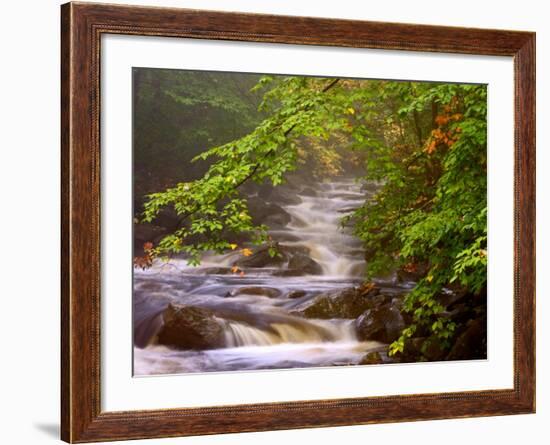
[61,2,535,442]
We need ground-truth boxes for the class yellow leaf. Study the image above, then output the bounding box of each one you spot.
[346,107,355,115]
[241,248,253,257]
[229,243,238,250]
[231,266,240,273]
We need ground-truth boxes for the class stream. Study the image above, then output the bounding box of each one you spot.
[134,179,410,375]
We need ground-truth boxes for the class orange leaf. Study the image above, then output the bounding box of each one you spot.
[434,115,449,126]
[426,140,437,154]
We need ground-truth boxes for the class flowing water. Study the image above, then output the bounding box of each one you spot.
[134,178,410,375]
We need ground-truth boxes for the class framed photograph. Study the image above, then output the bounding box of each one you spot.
[61,2,535,442]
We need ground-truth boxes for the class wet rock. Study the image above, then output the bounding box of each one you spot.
[293,287,383,319]
[439,303,473,325]
[422,338,447,361]
[258,186,302,205]
[233,244,322,275]
[157,303,225,350]
[370,293,392,307]
[231,286,281,298]
[270,232,301,243]
[247,197,292,227]
[390,296,404,308]
[134,223,167,253]
[233,245,287,268]
[263,211,292,227]
[136,281,165,292]
[198,267,233,275]
[287,290,307,299]
[260,360,317,370]
[439,288,486,310]
[446,318,487,361]
[356,304,406,343]
[401,337,446,362]
[359,351,383,365]
[300,186,317,196]
[396,262,429,283]
[400,337,425,362]
[287,252,323,275]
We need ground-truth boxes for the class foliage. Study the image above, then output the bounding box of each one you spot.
[133,69,264,199]
[347,83,487,355]
[141,76,345,264]
[137,71,487,354]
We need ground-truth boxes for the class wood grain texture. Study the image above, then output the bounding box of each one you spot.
[60,2,536,442]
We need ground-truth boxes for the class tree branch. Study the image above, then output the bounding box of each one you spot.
[169,78,341,227]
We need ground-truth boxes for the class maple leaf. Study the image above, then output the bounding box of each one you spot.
[241,248,253,257]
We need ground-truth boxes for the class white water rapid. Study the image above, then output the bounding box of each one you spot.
[133,178,408,375]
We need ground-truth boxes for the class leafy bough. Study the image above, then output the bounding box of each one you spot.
[141,77,341,265]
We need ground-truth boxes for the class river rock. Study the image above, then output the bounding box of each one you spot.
[359,351,383,365]
[400,337,446,362]
[233,244,322,276]
[156,303,225,350]
[293,287,384,319]
[439,287,486,310]
[396,262,429,283]
[231,286,281,298]
[439,303,473,325]
[356,304,406,343]
[446,317,486,361]
[286,252,323,275]
[247,197,292,227]
[270,232,301,243]
[300,186,317,196]
[263,211,292,227]
[233,245,287,268]
[198,267,233,275]
[287,290,307,299]
[258,185,302,205]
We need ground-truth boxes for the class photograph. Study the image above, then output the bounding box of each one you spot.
[132,68,488,376]
[0,0,542,442]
